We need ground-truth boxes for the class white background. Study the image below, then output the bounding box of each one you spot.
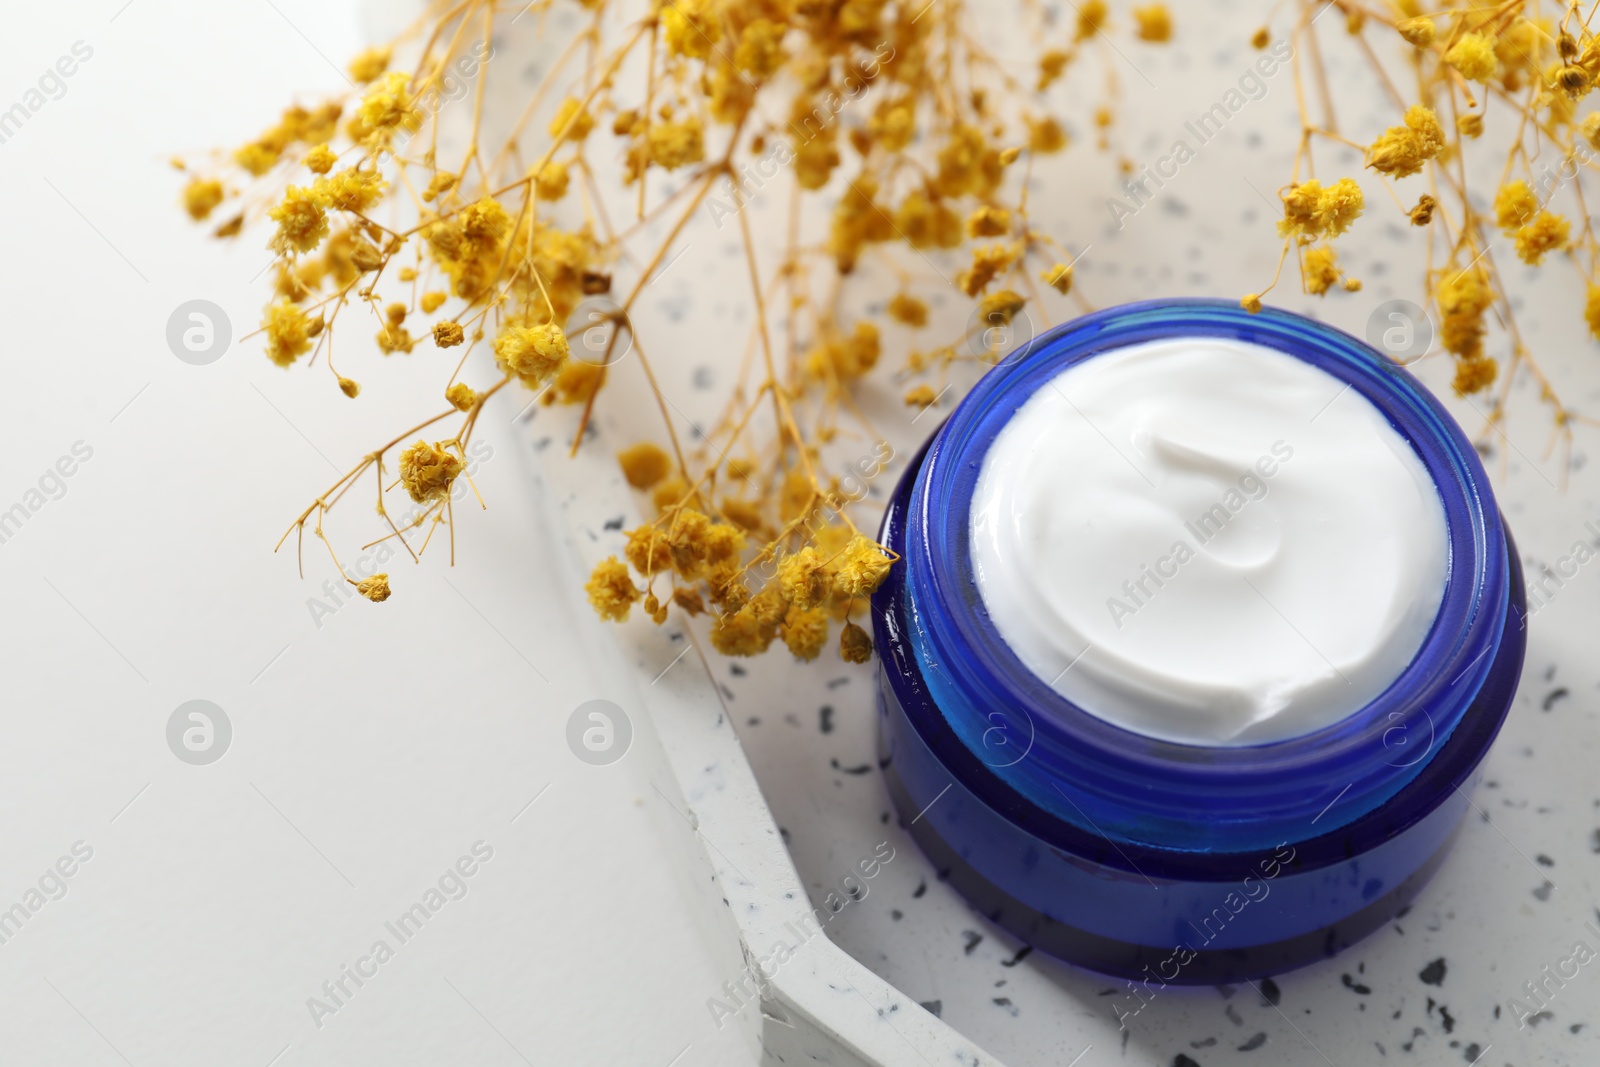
[3,1,1600,1066]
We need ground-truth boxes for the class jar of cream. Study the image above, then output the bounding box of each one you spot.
[874,298,1525,984]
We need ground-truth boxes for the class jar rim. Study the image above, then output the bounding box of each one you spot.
[897,299,1513,847]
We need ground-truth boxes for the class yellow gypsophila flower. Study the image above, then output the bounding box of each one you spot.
[1514,211,1569,265]
[356,573,391,602]
[549,97,595,142]
[1445,32,1499,83]
[781,606,830,661]
[586,557,640,622]
[348,46,391,85]
[1365,105,1444,178]
[314,168,385,213]
[303,143,337,175]
[1075,0,1108,40]
[494,324,570,386]
[445,382,477,411]
[357,71,420,134]
[831,535,893,598]
[433,320,465,348]
[646,118,706,171]
[887,293,928,327]
[839,621,873,663]
[1304,246,1340,295]
[779,547,831,610]
[263,301,316,367]
[1278,178,1364,240]
[617,442,672,489]
[398,441,463,503]
[183,178,224,221]
[1494,180,1538,230]
[1133,4,1173,42]
[268,186,328,256]
[1585,285,1600,342]
[710,604,777,656]
[1397,17,1435,47]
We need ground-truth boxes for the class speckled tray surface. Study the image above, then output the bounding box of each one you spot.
[480,0,1600,1062]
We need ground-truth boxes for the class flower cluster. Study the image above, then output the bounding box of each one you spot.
[1251,0,1600,461]
[178,0,1169,658]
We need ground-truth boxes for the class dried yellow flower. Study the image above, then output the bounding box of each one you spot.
[779,547,832,610]
[1457,112,1484,139]
[1251,27,1270,50]
[356,573,391,602]
[549,358,605,407]
[618,442,672,489]
[303,143,337,175]
[445,382,477,411]
[357,71,420,134]
[1445,33,1498,84]
[839,621,873,663]
[958,243,1019,296]
[734,19,787,78]
[263,301,316,367]
[586,557,640,622]
[1133,4,1172,43]
[1494,181,1538,230]
[1027,116,1068,154]
[624,526,672,575]
[535,161,570,201]
[781,606,830,661]
[1075,0,1108,41]
[966,205,1011,238]
[1365,105,1444,178]
[832,535,892,599]
[1514,211,1570,265]
[338,376,360,398]
[1436,267,1493,361]
[1585,285,1600,342]
[549,97,594,142]
[887,293,929,327]
[1043,262,1074,294]
[805,321,881,381]
[268,186,329,256]
[646,118,705,171]
[183,178,224,221]
[1278,178,1364,240]
[1409,194,1436,226]
[1453,356,1498,396]
[1037,50,1070,91]
[421,291,448,314]
[652,476,690,514]
[433,320,465,348]
[348,46,391,85]
[1241,293,1263,314]
[1396,17,1434,48]
[494,324,570,386]
[978,288,1026,326]
[398,441,462,503]
[1303,246,1340,296]
[314,168,385,213]
[710,603,777,656]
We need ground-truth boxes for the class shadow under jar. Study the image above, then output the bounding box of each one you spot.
[873,298,1526,985]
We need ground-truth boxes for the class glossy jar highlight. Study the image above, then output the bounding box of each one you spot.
[874,299,1525,983]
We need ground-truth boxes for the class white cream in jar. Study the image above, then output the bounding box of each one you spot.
[969,336,1450,746]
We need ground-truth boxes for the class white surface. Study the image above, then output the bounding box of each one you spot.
[970,335,1448,745]
[0,3,750,1065]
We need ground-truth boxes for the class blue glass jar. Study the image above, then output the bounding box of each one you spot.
[874,299,1525,985]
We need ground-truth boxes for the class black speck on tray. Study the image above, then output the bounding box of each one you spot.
[1419,957,1447,986]
[1258,977,1282,1006]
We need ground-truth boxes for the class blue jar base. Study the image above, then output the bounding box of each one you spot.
[881,756,1461,984]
